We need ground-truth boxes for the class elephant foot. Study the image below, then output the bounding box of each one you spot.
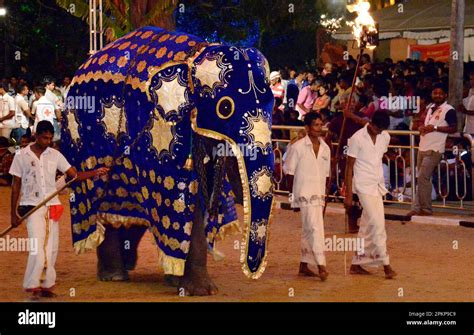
[178,265,218,296]
[98,271,129,282]
[163,275,181,287]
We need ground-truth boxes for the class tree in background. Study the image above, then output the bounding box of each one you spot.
[2,0,89,81]
[3,0,336,81]
[177,0,329,70]
[55,0,178,40]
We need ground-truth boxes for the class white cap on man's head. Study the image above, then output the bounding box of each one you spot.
[270,71,281,81]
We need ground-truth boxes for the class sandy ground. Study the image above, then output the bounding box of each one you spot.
[0,189,473,302]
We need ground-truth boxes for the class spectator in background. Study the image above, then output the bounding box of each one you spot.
[361,53,371,66]
[43,76,62,113]
[59,76,72,99]
[331,75,355,113]
[357,94,370,116]
[0,83,16,139]
[286,70,304,110]
[322,63,333,77]
[347,58,357,72]
[42,77,62,141]
[11,84,32,143]
[362,78,389,119]
[284,108,304,141]
[296,77,318,120]
[9,77,18,94]
[272,97,286,140]
[407,83,457,217]
[32,87,56,135]
[312,83,331,113]
[458,72,474,134]
[270,71,285,111]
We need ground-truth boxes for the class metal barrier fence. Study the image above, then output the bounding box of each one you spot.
[272,125,474,211]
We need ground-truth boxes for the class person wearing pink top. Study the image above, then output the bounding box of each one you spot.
[270,71,285,111]
[296,79,318,119]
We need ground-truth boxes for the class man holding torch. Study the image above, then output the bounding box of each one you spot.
[9,120,109,299]
[344,111,397,279]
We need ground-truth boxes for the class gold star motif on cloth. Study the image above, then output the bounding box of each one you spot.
[195,58,221,90]
[150,113,175,159]
[250,219,268,246]
[250,166,273,200]
[241,109,272,154]
[67,110,80,142]
[195,53,232,96]
[155,77,187,116]
[102,98,125,139]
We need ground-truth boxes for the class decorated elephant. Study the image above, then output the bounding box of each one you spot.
[61,26,275,295]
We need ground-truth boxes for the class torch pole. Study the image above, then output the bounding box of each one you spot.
[0,176,78,238]
[323,46,364,218]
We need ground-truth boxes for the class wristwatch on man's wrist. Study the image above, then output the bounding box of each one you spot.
[434,125,438,131]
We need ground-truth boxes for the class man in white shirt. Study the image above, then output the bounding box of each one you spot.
[0,83,16,139]
[43,77,62,141]
[59,76,72,100]
[407,84,457,217]
[345,111,397,279]
[284,113,330,281]
[11,83,32,143]
[31,87,56,134]
[43,77,61,112]
[9,121,109,299]
[458,72,474,134]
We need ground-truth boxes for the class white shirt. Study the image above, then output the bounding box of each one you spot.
[283,135,330,207]
[0,93,15,127]
[9,144,71,206]
[45,89,61,115]
[419,101,454,153]
[347,124,390,197]
[463,88,474,134]
[15,94,30,129]
[32,96,56,132]
[60,85,70,99]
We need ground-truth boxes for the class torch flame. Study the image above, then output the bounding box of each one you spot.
[347,0,378,49]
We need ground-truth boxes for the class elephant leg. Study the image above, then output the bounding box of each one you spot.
[119,225,147,271]
[178,198,218,296]
[163,274,181,287]
[97,226,129,281]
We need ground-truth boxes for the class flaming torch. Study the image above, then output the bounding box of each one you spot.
[324,0,379,218]
[346,0,379,50]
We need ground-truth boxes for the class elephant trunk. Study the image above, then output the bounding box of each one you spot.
[233,145,274,279]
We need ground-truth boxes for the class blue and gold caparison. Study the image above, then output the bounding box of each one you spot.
[61,26,275,279]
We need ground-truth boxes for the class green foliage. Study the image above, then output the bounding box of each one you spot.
[3,0,89,80]
[55,0,177,39]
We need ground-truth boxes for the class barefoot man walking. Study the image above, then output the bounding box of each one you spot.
[9,121,109,299]
[284,113,330,281]
[344,111,397,279]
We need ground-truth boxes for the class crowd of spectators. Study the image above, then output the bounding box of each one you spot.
[270,55,473,202]
[0,75,71,184]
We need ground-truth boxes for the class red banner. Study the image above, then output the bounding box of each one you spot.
[409,42,450,62]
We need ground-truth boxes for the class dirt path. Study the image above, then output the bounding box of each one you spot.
[0,189,473,302]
